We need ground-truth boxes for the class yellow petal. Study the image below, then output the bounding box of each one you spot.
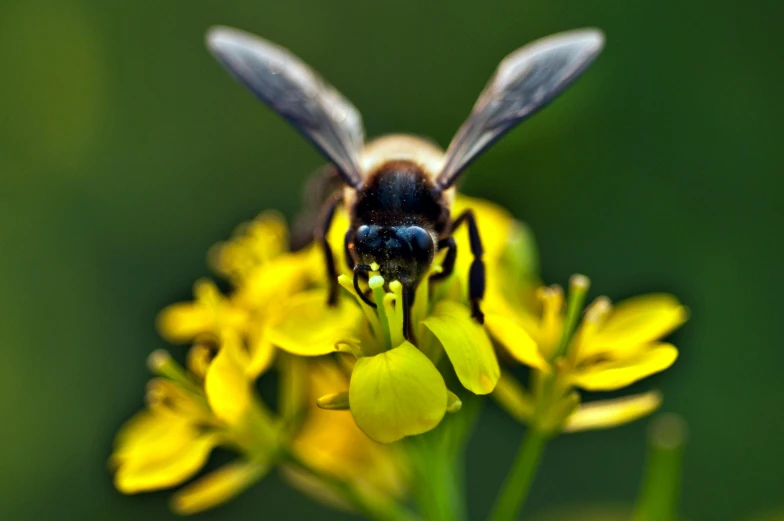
[156,280,247,343]
[422,301,500,394]
[484,312,550,372]
[114,430,218,494]
[209,211,289,282]
[156,302,214,343]
[580,294,687,357]
[563,391,662,432]
[491,371,536,423]
[205,334,251,424]
[571,343,678,391]
[171,460,269,514]
[111,411,192,467]
[234,250,314,310]
[267,290,363,356]
[452,195,515,263]
[246,322,276,378]
[349,341,447,443]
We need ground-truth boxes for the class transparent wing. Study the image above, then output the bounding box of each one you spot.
[207,26,365,187]
[437,29,604,189]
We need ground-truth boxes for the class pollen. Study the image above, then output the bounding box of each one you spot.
[368,274,385,289]
[569,273,590,291]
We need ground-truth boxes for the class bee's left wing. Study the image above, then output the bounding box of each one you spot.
[437,29,604,190]
[207,26,365,188]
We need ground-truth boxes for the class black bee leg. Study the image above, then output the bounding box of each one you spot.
[403,285,415,341]
[430,237,457,282]
[451,210,485,324]
[316,193,342,306]
[353,264,377,308]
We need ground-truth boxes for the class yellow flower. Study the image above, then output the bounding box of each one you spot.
[208,211,290,284]
[208,211,324,312]
[281,356,408,508]
[113,337,414,515]
[486,276,687,433]
[157,212,324,378]
[268,273,492,443]
[110,340,278,514]
[268,197,525,443]
[156,279,248,344]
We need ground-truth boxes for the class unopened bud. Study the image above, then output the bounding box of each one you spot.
[316,391,350,410]
[585,296,611,324]
[446,390,462,413]
[147,349,172,374]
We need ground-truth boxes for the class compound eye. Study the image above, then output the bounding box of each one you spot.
[353,225,381,256]
[405,226,434,261]
[355,225,373,244]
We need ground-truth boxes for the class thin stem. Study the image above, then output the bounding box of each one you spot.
[552,275,590,360]
[633,414,687,521]
[370,274,392,350]
[282,448,421,521]
[487,428,549,521]
[147,349,202,395]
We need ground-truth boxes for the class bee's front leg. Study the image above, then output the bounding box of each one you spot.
[315,193,343,306]
[449,210,485,324]
[430,237,457,282]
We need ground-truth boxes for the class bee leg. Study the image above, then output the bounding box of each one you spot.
[403,285,415,341]
[352,264,377,308]
[430,237,457,282]
[451,210,485,324]
[316,193,342,306]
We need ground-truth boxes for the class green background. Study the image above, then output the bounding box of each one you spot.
[1,0,782,520]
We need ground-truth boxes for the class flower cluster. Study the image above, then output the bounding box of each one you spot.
[486,275,687,435]
[110,195,687,515]
[111,212,407,513]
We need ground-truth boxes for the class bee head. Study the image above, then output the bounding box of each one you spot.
[351,224,436,287]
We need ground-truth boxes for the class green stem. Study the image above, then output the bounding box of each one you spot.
[633,414,687,521]
[282,448,421,521]
[487,428,549,521]
[410,435,466,521]
[370,275,392,350]
[431,447,466,521]
[552,274,589,359]
[409,396,481,521]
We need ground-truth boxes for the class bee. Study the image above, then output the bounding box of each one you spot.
[206,27,604,338]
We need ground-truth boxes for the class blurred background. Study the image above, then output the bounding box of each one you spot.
[1,0,782,520]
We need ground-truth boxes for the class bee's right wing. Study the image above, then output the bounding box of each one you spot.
[207,26,365,188]
[437,29,604,190]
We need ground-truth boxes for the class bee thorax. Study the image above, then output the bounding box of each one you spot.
[351,160,449,232]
